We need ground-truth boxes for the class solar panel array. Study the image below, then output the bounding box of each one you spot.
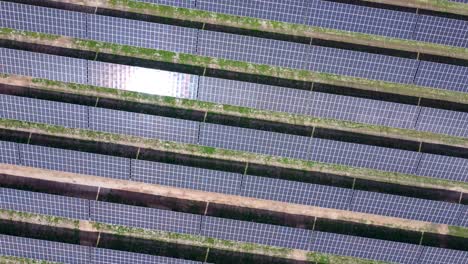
[459,207,468,227]
[415,61,468,93]
[92,248,204,264]
[420,246,468,264]
[0,141,20,165]
[414,15,468,48]
[416,153,468,182]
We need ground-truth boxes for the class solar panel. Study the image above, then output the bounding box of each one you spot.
[416,153,468,182]
[134,0,196,8]
[310,231,422,264]
[419,246,468,264]
[311,92,420,129]
[351,190,464,225]
[1,2,86,38]
[92,248,203,264]
[87,15,198,54]
[0,234,90,264]
[89,107,200,144]
[309,138,421,174]
[88,61,199,99]
[198,76,312,116]
[0,48,87,84]
[201,216,313,250]
[307,0,417,40]
[459,207,468,227]
[0,187,90,220]
[414,61,468,92]
[20,143,131,180]
[309,46,419,84]
[1,94,88,129]
[197,30,312,70]
[199,123,313,160]
[131,159,242,195]
[196,0,310,25]
[416,107,468,138]
[414,15,468,48]
[0,140,20,165]
[240,175,353,210]
[90,201,202,235]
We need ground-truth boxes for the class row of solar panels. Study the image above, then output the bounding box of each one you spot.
[109,0,468,48]
[2,94,467,182]
[2,2,468,93]
[1,187,466,264]
[2,48,467,139]
[1,141,466,226]
[0,234,204,264]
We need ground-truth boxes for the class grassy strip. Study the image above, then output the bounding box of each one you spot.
[0,256,59,264]
[2,28,468,106]
[1,118,467,193]
[307,252,389,264]
[106,0,468,59]
[364,0,468,16]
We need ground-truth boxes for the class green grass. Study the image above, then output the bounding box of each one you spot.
[307,252,390,264]
[448,225,468,239]
[0,256,60,264]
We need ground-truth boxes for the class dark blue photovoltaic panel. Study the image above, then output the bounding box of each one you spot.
[414,61,468,92]
[241,175,353,210]
[309,138,421,174]
[201,216,313,250]
[351,190,463,225]
[311,92,420,129]
[309,46,419,83]
[87,15,198,54]
[0,141,20,165]
[89,107,200,144]
[92,248,204,264]
[1,94,88,129]
[20,144,131,180]
[198,77,312,116]
[196,0,310,24]
[459,207,468,227]
[307,0,417,39]
[420,246,468,264]
[1,2,86,38]
[90,201,201,235]
[197,30,312,69]
[416,153,467,182]
[199,123,313,160]
[416,107,468,138]
[135,0,195,8]
[0,234,90,264]
[0,48,87,84]
[414,15,468,48]
[88,61,199,99]
[131,159,242,195]
[310,232,422,264]
[0,187,90,220]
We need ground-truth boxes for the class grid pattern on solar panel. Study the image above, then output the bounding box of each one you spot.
[459,207,468,227]
[1,95,88,129]
[351,190,463,225]
[20,144,131,180]
[196,0,310,24]
[420,246,468,264]
[307,0,417,39]
[135,0,195,8]
[1,2,86,38]
[199,123,313,160]
[87,61,199,99]
[87,15,198,54]
[309,138,421,174]
[414,15,468,48]
[311,92,420,129]
[131,159,242,195]
[0,235,90,264]
[90,201,201,235]
[0,187,90,220]
[0,140,20,165]
[241,175,353,210]
[414,61,468,92]
[198,77,312,116]
[0,48,87,84]
[416,153,467,182]
[309,46,419,83]
[310,231,421,264]
[201,216,312,250]
[89,107,200,144]
[416,107,468,138]
[197,31,312,70]
[92,248,202,264]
